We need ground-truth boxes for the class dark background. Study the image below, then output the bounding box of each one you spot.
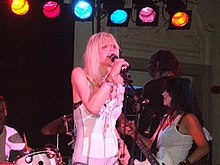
[0,1,74,157]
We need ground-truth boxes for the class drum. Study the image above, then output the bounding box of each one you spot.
[14,147,62,165]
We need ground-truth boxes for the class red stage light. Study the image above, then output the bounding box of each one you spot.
[43,1,60,18]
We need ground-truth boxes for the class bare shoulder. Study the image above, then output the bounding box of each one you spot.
[182,113,201,129]
[71,67,86,80]
[72,67,84,76]
[183,113,198,120]
[183,113,199,121]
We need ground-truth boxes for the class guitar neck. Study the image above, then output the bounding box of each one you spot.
[135,135,160,165]
[119,114,160,165]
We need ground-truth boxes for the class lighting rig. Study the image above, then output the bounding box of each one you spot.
[9,0,192,30]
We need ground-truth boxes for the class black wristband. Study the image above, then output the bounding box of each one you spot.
[186,158,191,165]
[179,158,191,165]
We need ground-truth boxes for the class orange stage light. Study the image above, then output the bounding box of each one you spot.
[171,12,189,27]
[11,0,29,15]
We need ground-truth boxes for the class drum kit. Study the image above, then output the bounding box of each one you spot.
[1,114,74,165]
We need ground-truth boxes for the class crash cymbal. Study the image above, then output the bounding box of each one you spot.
[41,114,73,135]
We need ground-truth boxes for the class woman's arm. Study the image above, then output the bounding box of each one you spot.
[123,120,153,150]
[181,114,210,164]
[115,128,130,165]
[72,57,128,115]
[71,67,113,115]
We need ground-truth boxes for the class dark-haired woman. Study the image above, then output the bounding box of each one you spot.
[125,78,209,165]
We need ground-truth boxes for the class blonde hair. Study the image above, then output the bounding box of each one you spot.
[83,32,120,86]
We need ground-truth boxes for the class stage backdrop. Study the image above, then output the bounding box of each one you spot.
[0,1,74,157]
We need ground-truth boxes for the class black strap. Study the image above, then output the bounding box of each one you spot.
[73,101,82,110]
[176,112,186,131]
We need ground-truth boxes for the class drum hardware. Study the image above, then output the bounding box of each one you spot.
[41,114,73,136]
[14,147,63,165]
[63,114,73,137]
[67,137,76,146]
[41,114,75,150]
[56,133,59,150]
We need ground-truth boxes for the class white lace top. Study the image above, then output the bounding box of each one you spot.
[72,84,125,163]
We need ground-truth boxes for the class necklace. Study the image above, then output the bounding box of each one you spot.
[162,117,172,130]
[161,113,178,131]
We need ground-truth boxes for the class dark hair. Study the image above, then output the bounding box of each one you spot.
[0,96,7,106]
[165,77,204,125]
[147,50,182,79]
[0,96,7,115]
[165,77,194,114]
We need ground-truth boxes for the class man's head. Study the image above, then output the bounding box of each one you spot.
[147,50,182,79]
[0,96,7,126]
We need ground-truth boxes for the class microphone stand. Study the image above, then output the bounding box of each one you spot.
[120,71,148,165]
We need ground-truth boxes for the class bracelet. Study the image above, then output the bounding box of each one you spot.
[117,138,124,144]
[106,81,115,87]
[105,74,115,88]
[106,74,115,84]
[185,158,191,165]
[179,158,191,165]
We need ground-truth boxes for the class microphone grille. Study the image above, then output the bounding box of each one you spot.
[110,54,118,62]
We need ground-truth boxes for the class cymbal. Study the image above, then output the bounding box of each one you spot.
[41,114,73,135]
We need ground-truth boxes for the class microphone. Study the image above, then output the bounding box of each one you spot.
[132,97,149,111]
[132,98,156,119]
[110,54,128,74]
[140,98,157,119]
[210,86,220,94]
[143,98,150,104]
[109,54,119,62]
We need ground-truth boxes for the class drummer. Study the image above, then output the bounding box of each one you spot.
[0,96,31,162]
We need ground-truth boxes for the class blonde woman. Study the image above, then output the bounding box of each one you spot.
[71,32,130,165]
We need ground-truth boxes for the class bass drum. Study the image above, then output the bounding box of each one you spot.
[14,147,63,165]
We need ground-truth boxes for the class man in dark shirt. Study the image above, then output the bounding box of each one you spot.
[139,50,182,138]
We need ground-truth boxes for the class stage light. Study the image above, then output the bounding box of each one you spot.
[133,0,159,26]
[43,1,61,18]
[166,0,192,29]
[136,5,159,26]
[11,0,29,15]
[103,0,131,27]
[168,10,192,29]
[107,8,131,27]
[72,0,95,21]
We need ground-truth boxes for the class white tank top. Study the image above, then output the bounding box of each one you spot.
[156,115,193,165]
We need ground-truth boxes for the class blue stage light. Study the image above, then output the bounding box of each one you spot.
[102,0,131,27]
[72,0,94,21]
[107,8,131,27]
[110,9,128,24]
